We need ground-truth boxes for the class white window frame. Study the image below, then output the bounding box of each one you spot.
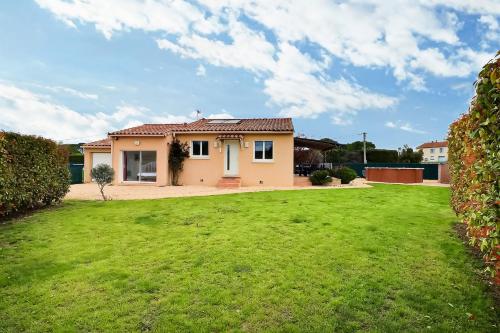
[430,148,435,153]
[190,140,209,159]
[439,147,444,153]
[253,140,274,163]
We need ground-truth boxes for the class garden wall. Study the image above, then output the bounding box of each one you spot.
[448,53,499,283]
[0,132,70,218]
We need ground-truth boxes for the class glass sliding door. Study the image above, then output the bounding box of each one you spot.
[124,151,140,181]
[140,151,157,182]
[123,151,157,182]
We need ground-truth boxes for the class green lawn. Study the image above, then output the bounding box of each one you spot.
[0,184,497,332]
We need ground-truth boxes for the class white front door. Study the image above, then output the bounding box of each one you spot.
[224,140,239,176]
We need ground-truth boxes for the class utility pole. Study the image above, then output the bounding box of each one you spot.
[361,132,367,164]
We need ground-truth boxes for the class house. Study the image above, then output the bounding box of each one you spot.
[416,141,448,163]
[82,118,294,187]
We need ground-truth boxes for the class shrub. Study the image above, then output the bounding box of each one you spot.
[0,132,70,218]
[309,170,332,185]
[169,138,190,186]
[448,52,499,280]
[331,167,357,184]
[91,164,114,200]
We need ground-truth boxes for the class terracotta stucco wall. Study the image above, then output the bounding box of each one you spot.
[111,136,170,186]
[83,147,111,183]
[176,133,294,187]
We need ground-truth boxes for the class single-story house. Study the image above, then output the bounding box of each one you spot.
[82,118,294,187]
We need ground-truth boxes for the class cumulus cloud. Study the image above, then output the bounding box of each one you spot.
[0,83,196,142]
[479,15,500,45]
[385,120,426,134]
[0,82,110,141]
[35,0,499,123]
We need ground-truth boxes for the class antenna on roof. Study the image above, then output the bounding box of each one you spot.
[195,109,202,120]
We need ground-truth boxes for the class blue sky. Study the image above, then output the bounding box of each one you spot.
[0,1,498,148]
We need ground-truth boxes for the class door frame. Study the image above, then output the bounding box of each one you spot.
[223,140,239,176]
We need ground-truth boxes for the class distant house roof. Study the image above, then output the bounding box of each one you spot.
[416,141,448,149]
[82,138,111,148]
[108,118,294,136]
[294,137,343,151]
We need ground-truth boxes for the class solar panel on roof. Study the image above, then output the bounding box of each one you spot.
[207,119,241,124]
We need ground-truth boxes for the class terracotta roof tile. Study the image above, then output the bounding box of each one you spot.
[176,118,294,132]
[108,124,182,136]
[416,141,448,149]
[82,138,111,147]
[107,118,294,136]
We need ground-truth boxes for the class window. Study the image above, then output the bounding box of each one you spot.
[430,148,435,153]
[123,151,156,182]
[191,140,209,157]
[439,147,444,153]
[254,141,273,161]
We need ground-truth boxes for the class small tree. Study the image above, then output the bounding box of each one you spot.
[398,145,423,163]
[91,164,114,200]
[169,138,190,185]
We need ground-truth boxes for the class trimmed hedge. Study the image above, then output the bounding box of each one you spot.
[309,170,332,185]
[448,52,499,281]
[367,149,399,163]
[330,167,357,184]
[0,132,70,218]
[326,149,399,163]
[69,154,84,164]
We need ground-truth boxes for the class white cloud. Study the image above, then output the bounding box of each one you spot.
[451,81,474,94]
[39,85,98,100]
[207,112,234,119]
[385,120,426,134]
[479,15,500,43]
[0,82,195,142]
[35,0,499,122]
[0,82,110,141]
[196,64,206,76]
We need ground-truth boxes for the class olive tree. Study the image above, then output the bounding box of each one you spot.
[91,164,114,200]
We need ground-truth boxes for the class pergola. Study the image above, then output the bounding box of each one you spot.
[294,137,343,151]
[294,137,344,175]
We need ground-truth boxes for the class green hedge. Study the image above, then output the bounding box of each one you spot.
[0,132,71,218]
[448,52,499,279]
[366,149,399,163]
[326,149,399,163]
[309,170,332,185]
[69,154,84,164]
[330,167,357,184]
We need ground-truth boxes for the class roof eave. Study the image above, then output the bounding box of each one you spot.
[108,133,167,137]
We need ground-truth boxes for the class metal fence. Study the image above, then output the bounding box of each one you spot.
[69,164,84,184]
[331,163,439,180]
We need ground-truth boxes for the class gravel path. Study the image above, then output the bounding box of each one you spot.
[65,179,371,201]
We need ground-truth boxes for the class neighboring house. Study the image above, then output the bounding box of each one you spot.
[82,118,294,187]
[416,141,448,163]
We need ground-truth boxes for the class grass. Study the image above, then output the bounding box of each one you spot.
[0,184,497,332]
